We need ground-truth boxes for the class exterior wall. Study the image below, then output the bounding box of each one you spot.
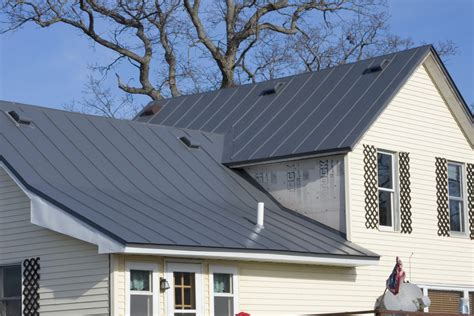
[245,155,346,232]
[347,63,474,305]
[112,254,365,316]
[0,167,110,316]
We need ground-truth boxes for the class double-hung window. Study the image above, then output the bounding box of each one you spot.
[210,266,238,316]
[377,151,396,228]
[447,162,465,233]
[125,262,159,316]
[0,265,22,316]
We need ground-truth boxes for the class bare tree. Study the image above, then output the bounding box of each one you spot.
[0,0,459,117]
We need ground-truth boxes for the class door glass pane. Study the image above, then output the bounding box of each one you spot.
[130,295,152,316]
[3,266,21,297]
[130,270,151,291]
[449,199,463,232]
[174,272,195,310]
[448,164,461,197]
[379,191,392,227]
[377,153,393,189]
[214,274,232,293]
[214,297,234,316]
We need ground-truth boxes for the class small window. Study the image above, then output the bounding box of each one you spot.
[173,272,196,311]
[0,265,22,316]
[210,267,238,316]
[126,263,159,316]
[377,152,396,228]
[447,163,465,232]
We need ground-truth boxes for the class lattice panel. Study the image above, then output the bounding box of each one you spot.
[363,145,378,229]
[399,152,412,234]
[23,257,40,316]
[467,163,474,240]
[435,158,449,237]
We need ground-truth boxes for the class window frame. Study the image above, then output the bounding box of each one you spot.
[377,150,398,230]
[165,262,203,316]
[125,262,160,316]
[447,161,466,234]
[209,266,239,316]
[0,263,22,316]
[419,284,473,313]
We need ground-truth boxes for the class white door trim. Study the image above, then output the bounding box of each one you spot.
[165,262,203,316]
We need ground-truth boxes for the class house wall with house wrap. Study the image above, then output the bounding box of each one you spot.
[0,167,110,316]
[110,61,473,316]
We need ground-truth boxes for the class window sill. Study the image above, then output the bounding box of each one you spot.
[449,231,469,239]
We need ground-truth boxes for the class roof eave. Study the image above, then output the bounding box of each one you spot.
[119,244,380,267]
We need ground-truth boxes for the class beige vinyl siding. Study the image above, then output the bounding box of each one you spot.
[112,62,473,315]
[0,167,110,316]
[347,63,474,303]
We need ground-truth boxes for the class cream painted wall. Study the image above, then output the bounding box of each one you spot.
[347,62,474,304]
[0,167,110,316]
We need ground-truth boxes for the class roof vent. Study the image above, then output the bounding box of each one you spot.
[179,136,200,149]
[363,59,390,74]
[139,104,161,117]
[260,82,285,96]
[7,110,31,125]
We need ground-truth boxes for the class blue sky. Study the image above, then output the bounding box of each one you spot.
[0,0,473,111]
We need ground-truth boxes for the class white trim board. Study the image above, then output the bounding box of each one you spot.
[123,246,378,267]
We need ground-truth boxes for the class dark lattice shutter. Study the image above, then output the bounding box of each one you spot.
[435,157,450,237]
[399,152,412,234]
[467,163,474,240]
[23,257,40,316]
[363,144,378,229]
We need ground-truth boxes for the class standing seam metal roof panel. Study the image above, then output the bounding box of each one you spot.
[141,46,435,165]
[0,101,376,258]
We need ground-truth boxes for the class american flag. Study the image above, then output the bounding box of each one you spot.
[386,257,406,295]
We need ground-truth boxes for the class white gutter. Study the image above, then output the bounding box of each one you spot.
[122,245,378,267]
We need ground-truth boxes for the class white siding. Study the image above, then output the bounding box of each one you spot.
[0,167,110,316]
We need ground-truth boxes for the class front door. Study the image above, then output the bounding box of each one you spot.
[166,263,203,316]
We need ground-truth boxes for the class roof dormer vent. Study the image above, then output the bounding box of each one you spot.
[179,136,200,149]
[139,104,161,117]
[363,59,390,74]
[260,82,285,96]
[7,110,32,126]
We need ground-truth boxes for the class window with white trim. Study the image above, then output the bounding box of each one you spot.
[0,265,21,316]
[126,262,159,316]
[210,266,238,316]
[377,151,396,228]
[447,162,465,232]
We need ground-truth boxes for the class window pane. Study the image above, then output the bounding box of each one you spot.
[174,272,195,310]
[3,266,21,297]
[130,294,152,316]
[448,164,462,197]
[214,274,232,294]
[4,299,21,316]
[214,297,234,316]
[130,270,151,291]
[377,153,393,189]
[175,314,196,316]
[449,200,463,232]
[379,190,392,227]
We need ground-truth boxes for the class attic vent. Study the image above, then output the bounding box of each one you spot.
[7,110,31,125]
[179,136,200,149]
[139,104,161,117]
[260,82,285,96]
[363,59,390,74]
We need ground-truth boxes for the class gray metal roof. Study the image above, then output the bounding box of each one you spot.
[0,101,377,259]
[138,45,437,165]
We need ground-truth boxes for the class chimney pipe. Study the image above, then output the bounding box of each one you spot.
[257,202,265,227]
